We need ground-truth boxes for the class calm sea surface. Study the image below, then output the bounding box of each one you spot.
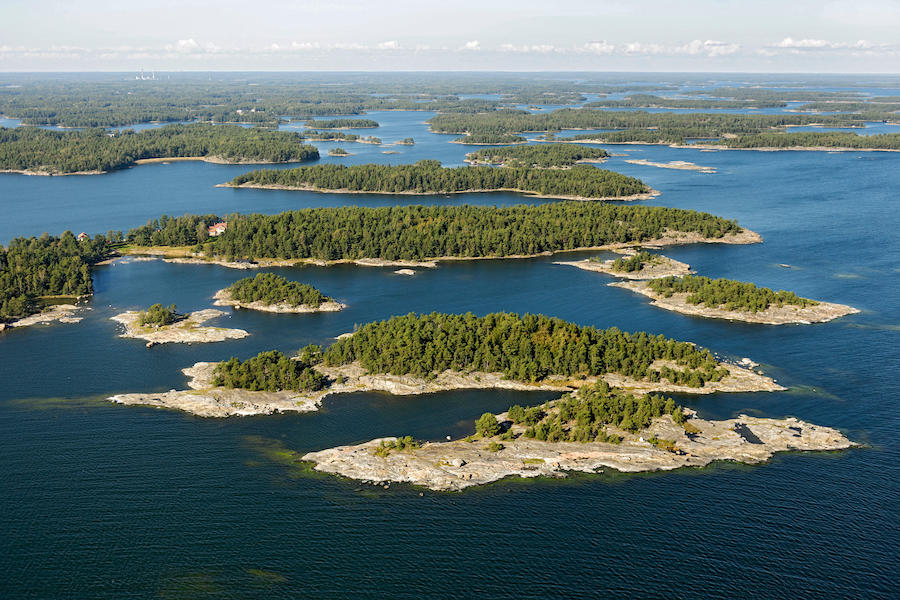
[1,92,897,598]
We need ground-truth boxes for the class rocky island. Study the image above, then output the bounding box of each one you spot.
[107,312,783,417]
[213,273,345,313]
[612,275,859,324]
[555,250,693,280]
[111,303,249,346]
[624,159,716,173]
[303,383,855,491]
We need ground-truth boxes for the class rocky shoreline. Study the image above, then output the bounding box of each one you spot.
[624,159,716,173]
[554,251,693,280]
[218,182,660,202]
[107,359,782,418]
[110,308,249,346]
[212,289,345,313]
[302,407,856,491]
[0,303,88,332]
[610,280,860,325]
[121,228,759,271]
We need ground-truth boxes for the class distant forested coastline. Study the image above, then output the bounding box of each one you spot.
[0,124,319,174]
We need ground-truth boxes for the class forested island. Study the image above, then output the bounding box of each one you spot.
[123,202,754,265]
[108,311,782,417]
[214,273,345,313]
[0,232,109,328]
[301,131,382,144]
[716,131,900,150]
[612,275,859,324]
[451,133,527,145]
[583,94,787,110]
[225,160,653,200]
[111,303,248,346]
[304,118,379,129]
[303,382,855,491]
[0,123,319,174]
[464,143,608,168]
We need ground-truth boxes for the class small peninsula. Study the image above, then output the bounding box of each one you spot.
[111,304,249,345]
[223,160,655,201]
[213,273,345,313]
[303,383,855,491]
[108,312,783,418]
[612,275,859,324]
[555,250,693,280]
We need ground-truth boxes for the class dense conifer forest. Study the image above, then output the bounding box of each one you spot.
[125,203,743,261]
[465,143,608,167]
[646,275,817,312]
[304,119,379,129]
[212,350,328,392]
[0,233,109,322]
[228,160,649,198]
[322,312,730,387]
[0,124,319,173]
[225,273,333,307]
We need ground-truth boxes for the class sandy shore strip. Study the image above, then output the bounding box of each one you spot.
[303,405,855,491]
[0,304,88,332]
[107,358,782,418]
[554,251,693,280]
[110,308,249,346]
[610,280,860,325]
[212,288,345,313]
[624,159,716,173]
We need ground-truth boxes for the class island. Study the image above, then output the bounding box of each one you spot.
[624,159,716,173]
[464,143,609,168]
[110,303,249,346]
[611,275,859,324]
[396,138,415,145]
[304,118,379,129]
[328,148,351,157]
[213,273,345,313]
[223,160,656,201]
[302,131,382,144]
[451,133,527,145]
[107,311,784,417]
[555,250,693,280]
[302,382,855,491]
[0,123,320,175]
[1,232,109,328]
[122,202,759,267]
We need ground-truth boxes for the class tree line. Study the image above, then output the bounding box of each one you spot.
[465,143,608,168]
[137,303,183,326]
[228,160,649,199]
[646,275,817,312]
[212,350,328,392]
[305,119,379,129]
[226,273,332,308]
[125,203,743,261]
[0,232,109,323]
[509,381,684,443]
[0,124,319,173]
[322,312,729,387]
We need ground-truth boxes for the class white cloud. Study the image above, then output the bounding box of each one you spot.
[498,43,558,53]
[167,38,201,54]
[291,41,320,50]
[582,41,615,55]
[376,40,400,50]
[771,37,877,50]
[462,40,480,51]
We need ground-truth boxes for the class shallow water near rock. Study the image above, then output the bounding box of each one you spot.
[1,89,897,598]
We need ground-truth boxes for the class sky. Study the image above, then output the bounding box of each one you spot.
[1,0,899,72]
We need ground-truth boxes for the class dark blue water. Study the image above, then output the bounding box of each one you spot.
[1,94,898,599]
